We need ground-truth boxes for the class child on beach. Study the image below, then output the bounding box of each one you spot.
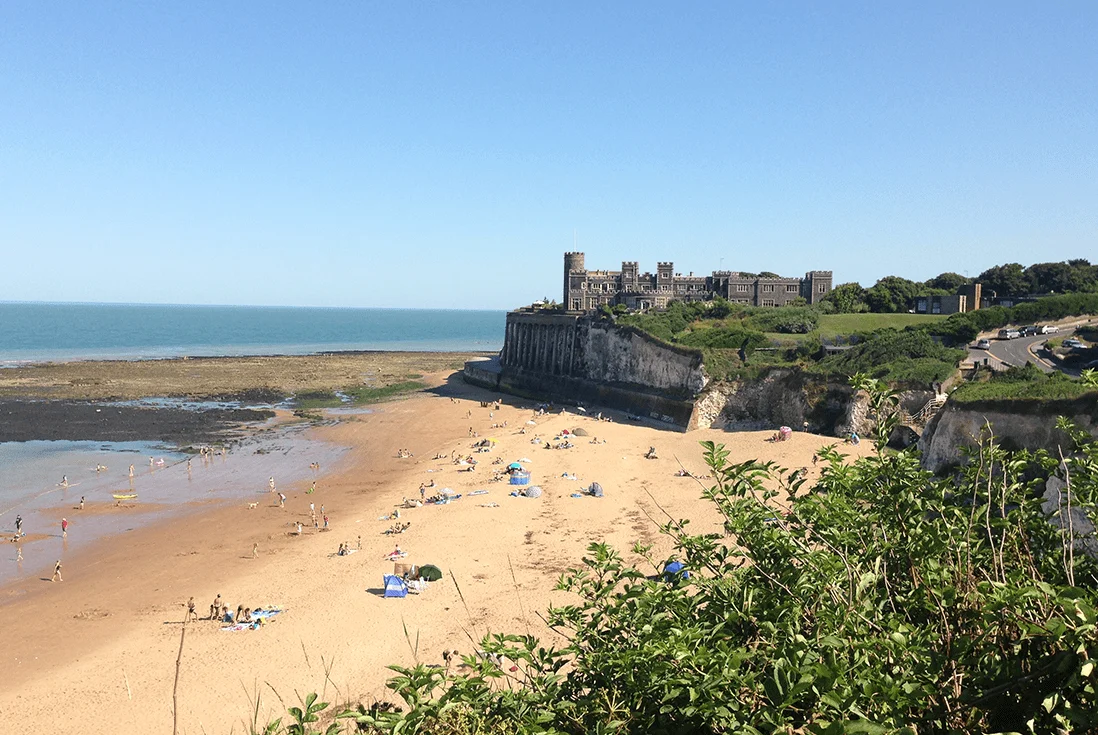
[79,496,85,510]
[52,560,62,582]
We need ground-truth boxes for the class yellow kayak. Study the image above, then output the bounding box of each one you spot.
[112,493,138,500]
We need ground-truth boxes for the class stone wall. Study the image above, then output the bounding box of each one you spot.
[487,311,707,427]
[501,311,707,397]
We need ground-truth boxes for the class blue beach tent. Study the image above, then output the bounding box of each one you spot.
[383,575,408,598]
[661,561,689,584]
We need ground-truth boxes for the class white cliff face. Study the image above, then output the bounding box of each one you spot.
[580,323,707,395]
[919,401,1098,474]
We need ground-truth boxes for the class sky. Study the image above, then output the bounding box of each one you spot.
[1,2,1095,309]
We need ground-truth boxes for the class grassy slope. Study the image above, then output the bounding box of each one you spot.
[817,313,946,338]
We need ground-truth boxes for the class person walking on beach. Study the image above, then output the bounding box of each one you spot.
[186,596,198,622]
[79,496,85,510]
[52,560,62,582]
[15,515,22,536]
[129,464,135,478]
[278,493,286,509]
[323,514,329,529]
[356,534,362,550]
[309,502,315,515]
[16,547,22,563]
[296,522,303,535]
[252,542,259,558]
[61,518,69,538]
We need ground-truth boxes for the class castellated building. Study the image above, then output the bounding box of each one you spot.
[563,253,833,312]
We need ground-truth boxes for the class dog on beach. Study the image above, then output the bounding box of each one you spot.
[246,502,259,510]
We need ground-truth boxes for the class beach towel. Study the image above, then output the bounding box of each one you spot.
[250,608,283,620]
[468,490,489,496]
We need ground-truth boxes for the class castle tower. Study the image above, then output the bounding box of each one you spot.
[564,252,585,311]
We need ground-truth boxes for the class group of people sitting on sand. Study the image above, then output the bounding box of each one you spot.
[396,448,413,458]
[384,521,411,535]
[202,593,259,625]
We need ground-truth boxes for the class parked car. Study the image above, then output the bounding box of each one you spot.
[997,329,1021,340]
[974,339,992,350]
[1063,338,1085,349]
[1039,325,1060,334]
[1020,325,1039,336]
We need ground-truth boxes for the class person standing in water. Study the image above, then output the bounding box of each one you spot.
[129,464,135,478]
[269,477,276,492]
[61,518,69,538]
[15,515,22,536]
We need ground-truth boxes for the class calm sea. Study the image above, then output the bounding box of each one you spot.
[0,302,505,364]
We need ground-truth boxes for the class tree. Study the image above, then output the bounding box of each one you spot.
[820,282,868,313]
[864,276,920,313]
[1026,261,1098,295]
[978,262,1030,297]
[924,272,970,292]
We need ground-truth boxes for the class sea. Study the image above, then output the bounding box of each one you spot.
[0,302,504,587]
[0,302,505,364]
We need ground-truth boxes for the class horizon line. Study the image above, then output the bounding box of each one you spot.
[0,299,510,312]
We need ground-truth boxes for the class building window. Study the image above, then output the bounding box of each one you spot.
[818,284,826,293]
[762,299,775,307]
[581,282,587,290]
[786,284,798,292]
[601,283,608,291]
[736,284,749,292]
[762,284,775,293]
[571,299,581,310]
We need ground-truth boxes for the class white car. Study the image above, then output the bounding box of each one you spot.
[1039,325,1060,334]
[974,339,991,350]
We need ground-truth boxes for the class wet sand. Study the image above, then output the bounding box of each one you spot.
[0,370,875,733]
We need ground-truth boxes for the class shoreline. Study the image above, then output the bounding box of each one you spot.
[0,369,875,733]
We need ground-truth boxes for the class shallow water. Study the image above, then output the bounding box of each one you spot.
[0,426,348,587]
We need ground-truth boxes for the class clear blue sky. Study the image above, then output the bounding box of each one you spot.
[1,2,1095,309]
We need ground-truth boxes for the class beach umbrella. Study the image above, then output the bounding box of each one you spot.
[576,406,587,412]
[487,438,499,443]
[524,486,543,498]
[419,564,443,581]
[508,462,523,469]
[573,427,590,437]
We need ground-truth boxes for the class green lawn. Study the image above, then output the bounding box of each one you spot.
[817,313,945,338]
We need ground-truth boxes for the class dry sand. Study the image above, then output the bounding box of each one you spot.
[0,371,873,733]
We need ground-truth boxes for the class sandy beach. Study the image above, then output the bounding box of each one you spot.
[0,370,874,733]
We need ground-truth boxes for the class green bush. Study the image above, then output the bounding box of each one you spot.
[746,306,820,334]
[815,328,965,386]
[951,364,1098,403]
